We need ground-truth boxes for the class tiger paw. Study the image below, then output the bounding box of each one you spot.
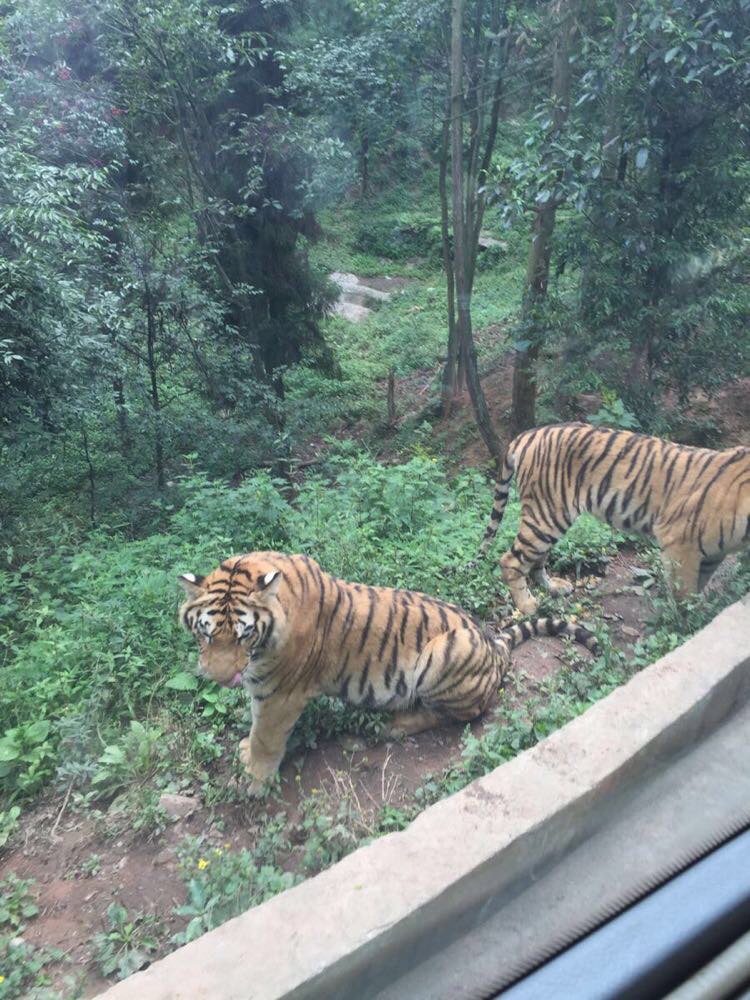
[238,737,253,770]
[246,779,266,799]
[226,774,268,800]
[512,592,538,616]
[547,576,573,597]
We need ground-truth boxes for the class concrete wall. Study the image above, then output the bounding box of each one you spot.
[96,594,750,1000]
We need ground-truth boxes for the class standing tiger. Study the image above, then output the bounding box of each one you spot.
[178,552,598,793]
[478,423,750,615]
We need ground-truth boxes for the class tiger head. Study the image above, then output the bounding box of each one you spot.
[178,559,285,688]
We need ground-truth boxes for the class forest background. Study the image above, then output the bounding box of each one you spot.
[0,0,749,993]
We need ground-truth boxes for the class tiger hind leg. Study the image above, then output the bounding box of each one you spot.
[411,628,502,726]
[659,542,701,598]
[501,517,566,615]
[386,708,442,739]
[698,555,725,592]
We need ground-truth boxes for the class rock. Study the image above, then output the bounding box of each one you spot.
[329,271,394,323]
[158,793,197,822]
[620,626,640,638]
[478,233,507,250]
[153,848,173,867]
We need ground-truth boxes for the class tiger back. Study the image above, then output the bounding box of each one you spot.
[178,551,598,793]
[478,423,750,614]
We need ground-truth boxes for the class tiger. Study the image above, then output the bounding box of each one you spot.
[178,552,599,794]
[477,422,750,615]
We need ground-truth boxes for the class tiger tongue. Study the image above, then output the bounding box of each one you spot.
[228,672,244,688]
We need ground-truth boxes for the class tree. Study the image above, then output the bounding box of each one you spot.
[510,0,579,437]
[442,0,515,463]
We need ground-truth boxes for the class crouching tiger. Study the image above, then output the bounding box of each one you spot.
[178,552,598,794]
[478,423,750,615]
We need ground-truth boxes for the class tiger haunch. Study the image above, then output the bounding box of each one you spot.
[477,423,750,614]
[178,552,598,794]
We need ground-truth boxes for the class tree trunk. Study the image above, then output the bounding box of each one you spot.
[450,0,502,465]
[360,131,369,197]
[113,377,131,458]
[510,0,578,438]
[144,286,166,492]
[439,112,460,414]
[81,420,96,526]
[387,367,396,427]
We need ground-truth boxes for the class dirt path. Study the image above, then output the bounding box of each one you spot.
[0,552,652,997]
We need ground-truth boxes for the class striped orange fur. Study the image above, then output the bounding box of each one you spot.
[178,552,598,793]
[478,423,750,614]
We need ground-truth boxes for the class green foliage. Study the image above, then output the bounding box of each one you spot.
[290,698,384,753]
[0,722,56,801]
[0,876,63,999]
[80,854,102,879]
[298,795,362,874]
[0,936,63,1000]
[587,392,641,431]
[0,808,20,850]
[173,837,297,944]
[92,721,164,800]
[0,876,39,932]
[91,903,160,982]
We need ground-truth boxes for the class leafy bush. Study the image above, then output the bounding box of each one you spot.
[0,876,39,932]
[173,837,297,943]
[588,391,641,431]
[0,722,56,800]
[92,721,164,800]
[352,215,441,262]
[0,936,63,1000]
[91,903,160,981]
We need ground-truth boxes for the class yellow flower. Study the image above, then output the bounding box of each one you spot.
[224,842,231,849]
[0,975,5,984]
[197,858,209,870]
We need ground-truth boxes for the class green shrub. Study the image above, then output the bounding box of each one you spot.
[173,837,297,944]
[91,903,160,981]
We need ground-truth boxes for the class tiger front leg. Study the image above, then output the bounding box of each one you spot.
[239,693,308,797]
[500,549,539,615]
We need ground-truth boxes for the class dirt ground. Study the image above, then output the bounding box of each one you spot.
[0,552,652,997]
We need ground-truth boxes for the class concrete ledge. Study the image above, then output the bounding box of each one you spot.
[97,595,750,1000]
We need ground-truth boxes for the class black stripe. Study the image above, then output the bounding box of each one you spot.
[399,605,410,645]
[358,588,377,651]
[378,598,396,659]
[359,656,371,696]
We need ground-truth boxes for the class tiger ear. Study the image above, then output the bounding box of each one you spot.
[256,569,282,598]
[178,573,205,597]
